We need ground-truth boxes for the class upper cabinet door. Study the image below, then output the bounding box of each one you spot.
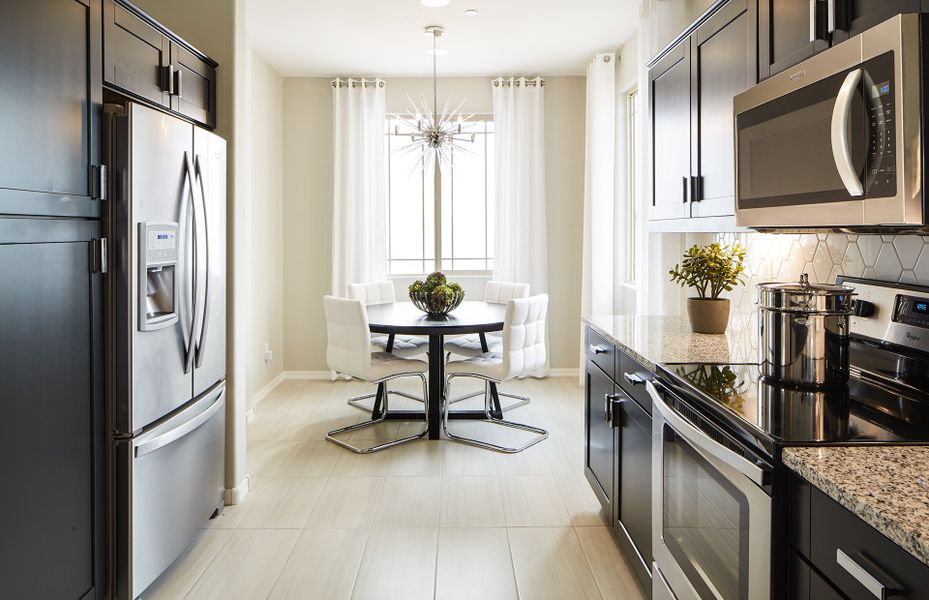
[0,0,102,218]
[831,0,924,41]
[171,44,217,129]
[650,40,692,221]
[691,0,757,218]
[103,0,171,108]
[758,0,830,79]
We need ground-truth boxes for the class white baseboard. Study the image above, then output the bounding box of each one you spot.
[224,475,250,505]
[548,368,580,378]
[284,370,337,380]
[250,371,286,412]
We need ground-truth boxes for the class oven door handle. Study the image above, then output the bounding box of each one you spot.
[647,380,767,487]
[831,68,864,197]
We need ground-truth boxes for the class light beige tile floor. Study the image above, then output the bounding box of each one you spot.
[143,377,647,600]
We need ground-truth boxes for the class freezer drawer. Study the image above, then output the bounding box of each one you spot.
[115,383,225,600]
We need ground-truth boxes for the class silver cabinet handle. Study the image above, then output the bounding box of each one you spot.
[831,68,864,196]
[623,372,645,386]
[135,387,224,457]
[589,344,609,355]
[809,0,817,42]
[827,0,836,32]
[647,381,767,486]
[836,549,892,599]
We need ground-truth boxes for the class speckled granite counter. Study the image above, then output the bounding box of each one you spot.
[783,446,929,566]
[582,314,759,371]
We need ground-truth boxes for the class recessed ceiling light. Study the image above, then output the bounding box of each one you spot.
[421,0,450,7]
[464,8,479,16]
[427,48,449,56]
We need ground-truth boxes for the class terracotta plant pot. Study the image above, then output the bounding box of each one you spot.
[687,297,730,334]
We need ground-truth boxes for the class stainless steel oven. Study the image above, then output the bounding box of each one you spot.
[647,380,773,600]
[734,14,924,229]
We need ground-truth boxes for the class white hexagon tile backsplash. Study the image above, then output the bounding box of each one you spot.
[717,232,929,321]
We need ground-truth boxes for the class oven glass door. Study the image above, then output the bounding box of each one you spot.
[662,426,750,599]
[736,51,895,211]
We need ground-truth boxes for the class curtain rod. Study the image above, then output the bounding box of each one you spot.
[331,78,385,88]
[492,77,545,88]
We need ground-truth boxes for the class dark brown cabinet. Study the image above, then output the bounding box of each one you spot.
[0,219,105,600]
[788,472,929,600]
[616,387,652,587]
[649,0,756,223]
[0,0,103,218]
[760,0,929,79]
[758,0,829,79]
[584,326,654,590]
[585,358,616,511]
[691,0,757,217]
[649,42,691,221]
[103,0,217,128]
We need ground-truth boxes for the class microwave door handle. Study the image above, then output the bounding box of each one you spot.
[646,381,767,487]
[830,68,864,196]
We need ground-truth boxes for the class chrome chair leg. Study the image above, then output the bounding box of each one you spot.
[441,373,548,454]
[347,386,424,412]
[327,373,429,453]
[445,387,530,411]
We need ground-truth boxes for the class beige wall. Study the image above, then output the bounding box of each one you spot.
[281,76,587,372]
[282,78,333,373]
[246,47,285,403]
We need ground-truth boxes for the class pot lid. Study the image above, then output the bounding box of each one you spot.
[756,272,855,296]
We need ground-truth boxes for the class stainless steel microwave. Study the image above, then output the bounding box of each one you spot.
[734,13,925,230]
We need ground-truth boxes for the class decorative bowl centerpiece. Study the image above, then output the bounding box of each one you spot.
[408,272,464,317]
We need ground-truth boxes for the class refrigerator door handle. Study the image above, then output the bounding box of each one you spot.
[134,387,224,457]
[193,154,210,368]
[182,152,201,374]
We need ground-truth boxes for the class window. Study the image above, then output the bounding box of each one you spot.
[385,117,495,275]
[624,89,639,283]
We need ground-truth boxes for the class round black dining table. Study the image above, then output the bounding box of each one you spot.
[366,300,506,439]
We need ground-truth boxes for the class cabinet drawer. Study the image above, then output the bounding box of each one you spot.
[617,350,653,414]
[810,487,929,599]
[586,328,615,380]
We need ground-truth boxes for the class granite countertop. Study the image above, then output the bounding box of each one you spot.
[783,446,929,566]
[582,314,759,371]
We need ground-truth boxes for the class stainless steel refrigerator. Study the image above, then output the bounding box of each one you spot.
[107,101,227,600]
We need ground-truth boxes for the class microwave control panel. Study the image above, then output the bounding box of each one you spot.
[864,52,897,198]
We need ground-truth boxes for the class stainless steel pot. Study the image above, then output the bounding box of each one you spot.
[757,273,856,388]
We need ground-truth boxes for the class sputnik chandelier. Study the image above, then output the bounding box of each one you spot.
[393,25,475,167]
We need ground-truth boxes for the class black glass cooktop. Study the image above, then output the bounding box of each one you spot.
[658,342,929,458]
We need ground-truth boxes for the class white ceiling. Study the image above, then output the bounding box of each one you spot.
[246,0,640,77]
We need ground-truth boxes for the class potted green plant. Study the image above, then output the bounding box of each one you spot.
[668,243,746,334]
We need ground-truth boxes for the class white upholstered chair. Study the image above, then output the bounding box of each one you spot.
[444,280,531,411]
[323,296,429,453]
[346,280,428,410]
[444,280,530,357]
[442,294,549,453]
[348,281,429,358]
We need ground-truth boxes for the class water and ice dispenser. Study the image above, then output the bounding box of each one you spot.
[138,222,179,331]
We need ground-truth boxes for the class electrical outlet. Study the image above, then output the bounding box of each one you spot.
[264,342,273,363]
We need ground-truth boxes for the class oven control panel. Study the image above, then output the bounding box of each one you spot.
[838,276,929,354]
[893,295,929,329]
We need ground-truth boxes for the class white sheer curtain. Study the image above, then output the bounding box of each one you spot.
[580,54,616,379]
[331,77,387,298]
[492,76,549,374]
